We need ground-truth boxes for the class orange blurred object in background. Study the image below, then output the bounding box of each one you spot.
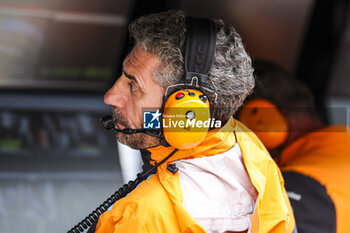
[238,99,289,149]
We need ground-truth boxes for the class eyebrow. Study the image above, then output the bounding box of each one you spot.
[123,71,137,82]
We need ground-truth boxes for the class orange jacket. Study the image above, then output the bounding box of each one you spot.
[279,125,350,233]
[95,118,295,233]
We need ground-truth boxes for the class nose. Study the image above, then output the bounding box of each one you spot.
[104,77,127,109]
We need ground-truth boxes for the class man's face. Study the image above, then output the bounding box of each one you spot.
[104,46,165,149]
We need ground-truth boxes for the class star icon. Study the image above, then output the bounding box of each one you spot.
[151,110,162,122]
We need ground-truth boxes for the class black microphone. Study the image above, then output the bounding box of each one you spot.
[100,115,162,137]
[101,115,116,131]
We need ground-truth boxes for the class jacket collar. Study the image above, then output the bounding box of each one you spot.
[147,117,237,163]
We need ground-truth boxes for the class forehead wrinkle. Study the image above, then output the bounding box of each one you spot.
[122,52,144,89]
[123,47,162,92]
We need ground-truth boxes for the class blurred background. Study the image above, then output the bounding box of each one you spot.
[0,0,348,232]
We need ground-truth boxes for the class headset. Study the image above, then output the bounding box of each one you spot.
[68,17,218,233]
[102,17,218,150]
[237,98,289,150]
[160,16,218,149]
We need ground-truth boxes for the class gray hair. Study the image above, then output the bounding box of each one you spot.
[129,10,254,124]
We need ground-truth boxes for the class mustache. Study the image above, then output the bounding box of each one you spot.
[112,107,130,128]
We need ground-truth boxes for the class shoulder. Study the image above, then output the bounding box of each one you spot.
[95,174,178,233]
[117,174,172,215]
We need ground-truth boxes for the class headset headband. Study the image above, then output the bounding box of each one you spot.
[183,17,217,86]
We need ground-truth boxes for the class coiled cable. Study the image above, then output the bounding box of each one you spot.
[67,148,178,233]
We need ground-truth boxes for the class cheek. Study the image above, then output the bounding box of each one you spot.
[148,87,165,108]
[128,96,146,128]
[129,86,164,127]
[134,107,144,127]
[140,95,164,111]
[132,99,162,128]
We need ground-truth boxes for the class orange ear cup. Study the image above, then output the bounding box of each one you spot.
[162,89,211,150]
[238,99,289,150]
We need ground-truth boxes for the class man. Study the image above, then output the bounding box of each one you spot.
[239,60,350,233]
[93,10,295,233]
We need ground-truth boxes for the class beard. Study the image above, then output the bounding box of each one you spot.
[112,107,160,149]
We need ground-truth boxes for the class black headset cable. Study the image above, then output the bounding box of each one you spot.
[67,148,178,233]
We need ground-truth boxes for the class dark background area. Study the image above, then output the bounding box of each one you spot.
[0,0,349,232]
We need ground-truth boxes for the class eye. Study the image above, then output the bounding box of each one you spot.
[129,82,137,91]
